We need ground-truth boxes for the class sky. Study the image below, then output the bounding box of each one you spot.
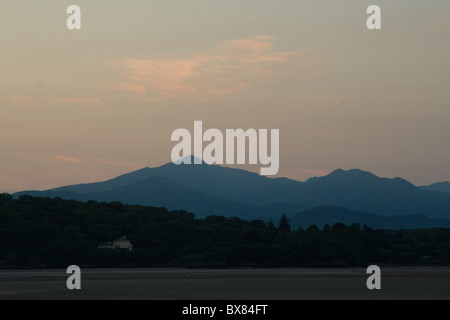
[1,0,450,192]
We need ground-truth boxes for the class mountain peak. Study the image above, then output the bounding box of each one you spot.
[306,168,417,191]
[327,168,377,179]
[172,155,209,165]
[337,168,372,174]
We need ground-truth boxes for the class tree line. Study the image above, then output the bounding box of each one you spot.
[0,194,449,269]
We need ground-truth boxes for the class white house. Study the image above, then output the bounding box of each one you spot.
[99,236,133,251]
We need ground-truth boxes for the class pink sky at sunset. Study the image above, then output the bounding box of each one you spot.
[1,0,450,192]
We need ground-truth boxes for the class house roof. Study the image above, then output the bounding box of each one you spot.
[115,236,129,242]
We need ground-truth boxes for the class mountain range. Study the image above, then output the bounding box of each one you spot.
[291,206,450,230]
[419,182,450,194]
[13,159,450,229]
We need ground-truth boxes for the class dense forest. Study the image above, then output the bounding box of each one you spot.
[1,194,449,269]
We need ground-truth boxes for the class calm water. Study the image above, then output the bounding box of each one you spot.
[0,268,449,300]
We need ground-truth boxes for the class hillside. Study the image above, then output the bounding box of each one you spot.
[14,161,450,221]
[1,194,450,269]
[420,182,450,194]
[290,206,450,230]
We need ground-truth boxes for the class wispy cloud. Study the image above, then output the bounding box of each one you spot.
[49,97,103,106]
[53,155,145,169]
[7,95,103,107]
[94,158,145,168]
[8,95,32,104]
[333,96,345,106]
[10,152,144,169]
[53,155,82,164]
[110,36,327,102]
[108,83,147,94]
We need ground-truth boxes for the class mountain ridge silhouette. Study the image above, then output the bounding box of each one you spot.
[13,159,450,226]
[420,181,450,194]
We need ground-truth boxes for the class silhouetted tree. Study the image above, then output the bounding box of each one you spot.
[307,225,320,233]
[350,223,361,231]
[332,223,347,230]
[278,214,291,232]
[0,193,12,201]
[0,195,449,268]
[267,221,277,231]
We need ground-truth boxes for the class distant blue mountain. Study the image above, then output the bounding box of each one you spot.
[290,206,450,230]
[14,174,301,220]
[13,160,450,223]
[74,175,295,220]
[48,162,302,206]
[420,182,450,194]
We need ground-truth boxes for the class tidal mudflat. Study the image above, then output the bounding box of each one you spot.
[0,268,448,300]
